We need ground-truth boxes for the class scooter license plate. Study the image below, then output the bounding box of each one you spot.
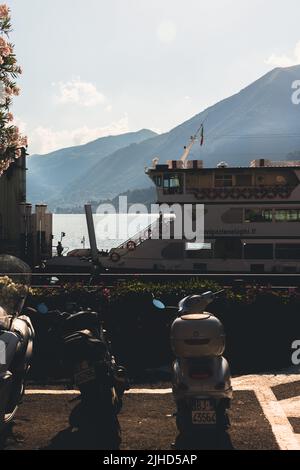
[192,399,216,425]
[74,362,96,385]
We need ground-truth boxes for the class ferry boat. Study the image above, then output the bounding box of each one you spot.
[100,155,300,274]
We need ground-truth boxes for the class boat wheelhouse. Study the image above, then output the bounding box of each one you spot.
[102,157,300,274]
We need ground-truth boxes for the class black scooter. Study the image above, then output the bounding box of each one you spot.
[39,304,129,450]
[0,256,35,442]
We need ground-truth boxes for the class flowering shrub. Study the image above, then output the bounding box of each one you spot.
[28,280,300,310]
[0,275,28,314]
[0,4,27,176]
[28,279,221,311]
[27,281,300,376]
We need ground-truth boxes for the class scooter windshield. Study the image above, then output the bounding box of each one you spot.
[0,255,31,317]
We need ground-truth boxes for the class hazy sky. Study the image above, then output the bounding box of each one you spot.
[6,0,300,154]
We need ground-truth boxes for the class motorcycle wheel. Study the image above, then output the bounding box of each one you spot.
[2,375,26,427]
[3,404,19,425]
[0,403,19,447]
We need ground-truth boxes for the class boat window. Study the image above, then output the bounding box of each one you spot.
[244,209,273,223]
[163,174,183,194]
[274,210,300,222]
[186,173,213,190]
[153,175,162,187]
[170,177,180,188]
[235,174,252,186]
[244,244,273,260]
[186,174,200,190]
[275,244,300,260]
[215,174,233,188]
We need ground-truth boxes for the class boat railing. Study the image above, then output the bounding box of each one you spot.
[116,218,161,250]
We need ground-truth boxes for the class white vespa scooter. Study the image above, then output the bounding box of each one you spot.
[153,291,232,442]
[0,255,35,439]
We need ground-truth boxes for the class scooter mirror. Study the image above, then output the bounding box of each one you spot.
[152,299,166,310]
[37,303,49,314]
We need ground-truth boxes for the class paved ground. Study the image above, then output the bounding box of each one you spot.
[3,370,300,450]
[233,373,300,450]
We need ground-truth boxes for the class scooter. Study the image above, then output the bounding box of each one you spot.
[153,291,232,445]
[0,255,35,440]
[37,303,129,450]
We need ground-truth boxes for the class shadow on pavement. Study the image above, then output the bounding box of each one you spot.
[42,426,121,450]
[2,389,279,450]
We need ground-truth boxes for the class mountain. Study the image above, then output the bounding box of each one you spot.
[27,129,157,204]
[55,187,156,213]
[30,65,300,210]
[286,150,300,160]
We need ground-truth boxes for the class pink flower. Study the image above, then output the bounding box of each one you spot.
[0,36,7,48]
[1,45,11,57]
[11,126,20,139]
[5,86,12,95]
[7,126,20,146]
[0,5,9,19]
[0,56,3,65]
[0,37,12,57]
[12,86,20,96]
[20,136,28,147]
[6,112,13,121]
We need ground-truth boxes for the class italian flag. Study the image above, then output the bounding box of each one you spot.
[200,124,204,146]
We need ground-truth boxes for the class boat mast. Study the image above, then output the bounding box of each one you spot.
[180,122,205,167]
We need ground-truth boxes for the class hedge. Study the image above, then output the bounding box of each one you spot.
[27,280,300,378]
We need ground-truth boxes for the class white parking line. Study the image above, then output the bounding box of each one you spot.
[26,389,80,395]
[281,396,300,417]
[233,376,300,450]
[254,384,300,451]
[25,388,172,395]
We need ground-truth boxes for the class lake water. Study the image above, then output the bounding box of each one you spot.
[53,214,158,253]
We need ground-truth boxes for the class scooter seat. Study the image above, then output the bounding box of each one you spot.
[59,311,100,335]
[62,329,107,361]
